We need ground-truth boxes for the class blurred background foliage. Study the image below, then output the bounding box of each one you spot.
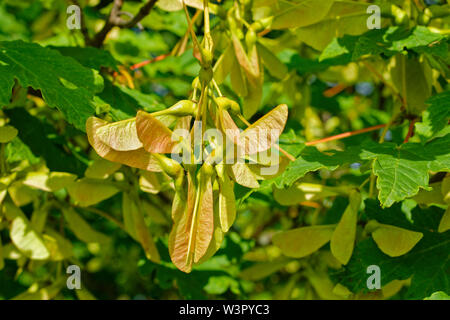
[0,0,449,300]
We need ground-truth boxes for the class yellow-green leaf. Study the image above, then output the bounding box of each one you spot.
[372,224,423,257]
[23,172,77,192]
[271,0,334,30]
[390,55,432,115]
[10,215,50,260]
[256,42,288,80]
[216,163,236,232]
[62,208,110,244]
[85,159,121,179]
[0,237,4,270]
[67,178,119,207]
[43,229,73,261]
[274,182,346,206]
[272,225,335,258]
[330,190,361,265]
[438,207,450,233]
[122,193,161,262]
[0,125,18,143]
[239,259,290,281]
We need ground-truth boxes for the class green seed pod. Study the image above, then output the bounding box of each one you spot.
[215,97,241,115]
[245,28,257,49]
[174,171,185,195]
[167,100,197,117]
[201,162,215,178]
[201,49,213,69]
[153,154,182,178]
[250,21,264,33]
[199,67,213,83]
[257,17,273,30]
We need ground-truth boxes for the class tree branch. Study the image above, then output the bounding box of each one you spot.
[88,0,158,48]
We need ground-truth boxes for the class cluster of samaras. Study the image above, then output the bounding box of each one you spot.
[87,97,288,272]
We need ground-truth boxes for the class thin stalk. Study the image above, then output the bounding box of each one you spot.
[305,124,386,146]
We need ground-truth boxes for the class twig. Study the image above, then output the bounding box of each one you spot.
[130,53,170,70]
[403,119,417,144]
[323,83,348,98]
[305,124,386,146]
[89,0,158,48]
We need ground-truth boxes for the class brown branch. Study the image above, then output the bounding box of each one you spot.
[88,0,158,48]
[403,119,417,144]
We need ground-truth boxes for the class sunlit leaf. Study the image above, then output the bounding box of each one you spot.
[0,125,18,143]
[67,178,119,207]
[330,190,361,265]
[62,208,110,244]
[372,224,423,257]
[272,225,335,258]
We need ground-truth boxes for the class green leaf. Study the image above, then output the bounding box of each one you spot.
[271,0,334,30]
[271,145,361,188]
[424,291,450,300]
[62,208,110,244]
[415,91,450,140]
[256,42,288,80]
[272,225,335,258]
[366,136,450,207]
[334,200,450,299]
[239,259,290,281]
[371,224,423,257]
[122,193,161,262]
[5,104,87,176]
[10,215,50,260]
[97,79,165,121]
[0,125,17,143]
[390,54,432,115]
[51,46,119,71]
[270,135,450,207]
[67,178,119,207]
[295,1,372,51]
[0,40,100,130]
[330,190,361,265]
[320,26,447,63]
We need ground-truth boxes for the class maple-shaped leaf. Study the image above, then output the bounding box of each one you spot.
[415,91,450,141]
[0,40,101,131]
[269,135,450,207]
[320,26,447,63]
[333,200,450,299]
[361,135,450,207]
